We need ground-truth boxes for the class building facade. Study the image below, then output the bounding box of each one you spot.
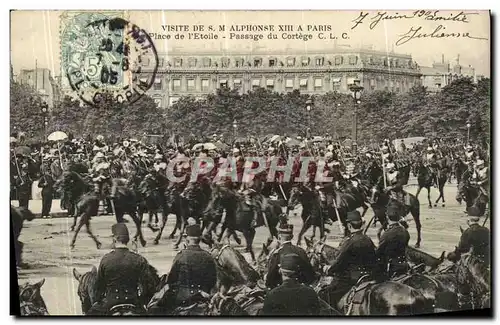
[138,47,422,108]
[17,68,61,108]
[420,55,478,93]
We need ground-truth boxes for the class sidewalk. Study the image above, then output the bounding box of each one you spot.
[11,199,68,218]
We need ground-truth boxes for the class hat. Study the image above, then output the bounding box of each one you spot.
[154,153,163,160]
[386,162,395,170]
[95,152,104,159]
[232,148,240,154]
[186,217,201,237]
[278,224,294,236]
[279,253,301,273]
[111,223,130,242]
[346,210,362,224]
[386,201,402,221]
[466,145,473,151]
[466,206,482,221]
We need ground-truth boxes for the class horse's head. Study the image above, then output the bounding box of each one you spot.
[287,186,302,210]
[304,237,337,272]
[369,185,381,204]
[19,279,48,315]
[256,243,271,278]
[73,266,98,314]
[211,244,260,288]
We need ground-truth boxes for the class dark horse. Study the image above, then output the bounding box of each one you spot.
[209,185,283,261]
[153,183,185,245]
[369,186,422,248]
[72,264,162,315]
[137,174,163,232]
[18,279,49,315]
[11,205,35,267]
[413,160,447,208]
[456,182,488,216]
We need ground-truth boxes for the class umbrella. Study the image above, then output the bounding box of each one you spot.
[192,143,205,151]
[269,135,281,143]
[203,142,217,150]
[14,146,31,156]
[10,137,17,144]
[48,131,68,142]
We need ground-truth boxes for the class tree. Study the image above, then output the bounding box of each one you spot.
[10,82,47,139]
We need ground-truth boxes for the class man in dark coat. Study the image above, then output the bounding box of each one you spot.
[87,223,153,315]
[261,253,321,315]
[265,224,316,289]
[447,206,490,265]
[376,201,410,279]
[148,218,217,314]
[38,170,54,219]
[321,210,378,308]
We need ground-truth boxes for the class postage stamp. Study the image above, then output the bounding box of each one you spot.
[60,11,159,106]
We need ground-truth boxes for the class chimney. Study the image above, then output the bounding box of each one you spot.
[442,54,444,64]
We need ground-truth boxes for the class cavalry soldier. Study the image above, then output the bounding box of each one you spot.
[150,219,217,314]
[87,223,153,315]
[376,201,410,279]
[261,253,321,315]
[424,146,439,187]
[384,162,410,207]
[322,210,378,307]
[266,224,316,289]
[472,159,489,197]
[447,206,490,265]
[381,144,392,163]
[464,145,476,164]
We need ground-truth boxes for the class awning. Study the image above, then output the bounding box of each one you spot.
[252,79,261,86]
[299,79,308,86]
[233,79,241,84]
[266,79,274,86]
[331,78,341,83]
[314,78,322,87]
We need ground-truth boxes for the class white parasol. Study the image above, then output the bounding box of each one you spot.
[47,131,68,169]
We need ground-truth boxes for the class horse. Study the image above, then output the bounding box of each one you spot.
[304,240,433,315]
[454,253,491,310]
[18,279,49,315]
[11,205,35,268]
[210,185,283,261]
[73,264,162,315]
[456,182,488,216]
[137,174,163,232]
[369,186,422,248]
[413,160,435,208]
[153,183,186,245]
[451,157,468,184]
[210,243,264,315]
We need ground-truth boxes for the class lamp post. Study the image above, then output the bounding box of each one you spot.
[333,103,341,140]
[466,122,471,144]
[41,102,49,138]
[233,119,238,139]
[306,99,313,138]
[348,79,364,153]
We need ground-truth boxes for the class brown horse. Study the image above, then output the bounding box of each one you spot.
[18,279,49,316]
[11,205,35,268]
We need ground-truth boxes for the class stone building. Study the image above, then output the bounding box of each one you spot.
[420,55,478,93]
[17,68,61,108]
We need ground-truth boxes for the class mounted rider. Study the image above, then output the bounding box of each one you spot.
[384,162,410,207]
[91,152,111,198]
[87,223,153,315]
[321,210,378,308]
[464,145,476,165]
[317,152,342,217]
[424,146,439,187]
[471,159,489,197]
[376,201,410,279]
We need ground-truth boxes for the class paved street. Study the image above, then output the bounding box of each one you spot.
[15,182,488,315]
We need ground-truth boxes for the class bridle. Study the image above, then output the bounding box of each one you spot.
[211,244,231,266]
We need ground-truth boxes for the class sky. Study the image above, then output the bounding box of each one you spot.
[10,10,490,77]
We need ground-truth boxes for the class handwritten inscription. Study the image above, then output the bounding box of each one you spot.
[351,10,487,46]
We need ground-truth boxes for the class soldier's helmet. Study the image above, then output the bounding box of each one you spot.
[111,223,130,243]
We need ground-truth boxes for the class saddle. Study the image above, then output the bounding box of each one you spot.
[226,285,266,310]
[344,274,376,315]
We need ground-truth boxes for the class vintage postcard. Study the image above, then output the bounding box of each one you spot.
[10,10,490,316]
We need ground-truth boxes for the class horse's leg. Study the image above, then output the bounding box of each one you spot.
[426,187,432,208]
[70,208,78,231]
[168,213,180,239]
[174,216,186,249]
[153,210,169,245]
[440,179,446,207]
[415,186,422,200]
[84,219,102,249]
[296,215,311,246]
[311,225,316,239]
[243,228,256,262]
[70,213,86,248]
[411,199,422,248]
[130,211,147,247]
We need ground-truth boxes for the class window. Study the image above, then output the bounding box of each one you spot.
[314,78,322,89]
[154,98,162,108]
[269,59,276,67]
[221,57,230,68]
[219,79,228,88]
[383,58,388,67]
[235,58,244,67]
[172,79,181,91]
[158,58,164,67]
[285,79,294,88]
[203,58,211,67]
[301,57,310,66]
[252,79,261,89]
[315,57,324,66]
[370,79,376,90]
[368,57,373,65]
[201,79,210,91]
[254,58,262,67]
[349,56,358,65]
[334,56,343,65]
[233,78,242,89]
[153,78,162,90]
[299,78,308,90]
[266,79,274,90]
[286,58,295,67]
[174,58,183,67]
[169,97,179,106]
[188,58,197,68]
[332,78,341,92]
[187,79,195,91]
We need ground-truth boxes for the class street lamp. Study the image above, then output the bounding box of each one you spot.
[41,102,49,137]
[466,122,471,144]
[305,99,314,135]
[348,79,364,153]
[232,119,238,139]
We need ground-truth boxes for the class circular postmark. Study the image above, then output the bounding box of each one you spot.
[61,13,159,106]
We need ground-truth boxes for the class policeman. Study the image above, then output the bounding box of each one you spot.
[265,224,316,289]
[321,210,377,307]
[376,201,410,279]
[447,206,490,265]
[87,223,152,315]
[163,219,217,310]
[261,253,321,315]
